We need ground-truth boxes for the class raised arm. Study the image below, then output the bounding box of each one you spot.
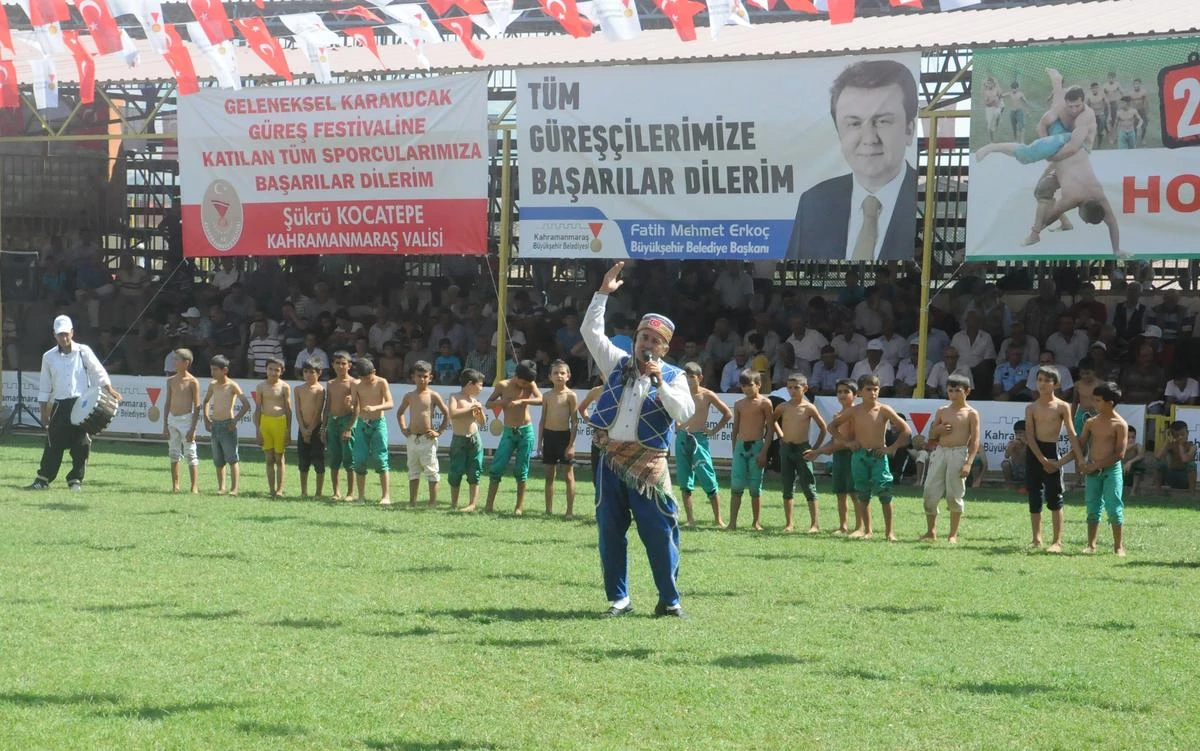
[581,263,630,376]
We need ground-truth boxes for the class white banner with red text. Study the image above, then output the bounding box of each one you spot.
[968,41,1200,259]
[179,75,489,257]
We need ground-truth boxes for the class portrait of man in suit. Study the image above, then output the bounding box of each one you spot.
[785,59,919,262]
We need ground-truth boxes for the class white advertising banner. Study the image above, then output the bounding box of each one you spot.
[968,41,1200,259]
[517,55,921,261]
[178,75,489,257]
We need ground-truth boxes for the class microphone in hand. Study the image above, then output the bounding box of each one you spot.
[642,352,660,387]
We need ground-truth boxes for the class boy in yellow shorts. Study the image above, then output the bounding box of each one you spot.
[253,357,292,498]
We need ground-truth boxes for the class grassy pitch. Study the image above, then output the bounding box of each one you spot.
[0,434,1197,750]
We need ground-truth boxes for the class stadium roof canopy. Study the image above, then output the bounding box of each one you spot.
[13,0,1200,85]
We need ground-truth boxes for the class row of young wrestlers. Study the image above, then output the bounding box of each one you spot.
[673,364,1132,554]
[159,347,584,513]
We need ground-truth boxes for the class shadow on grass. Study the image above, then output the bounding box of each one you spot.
[407,564,456,575]
[77,601,165,614]
[26,503,89,512]
[980,545,1029,555]
[433,531,484,540]
[83,543,136,552]
[955,681,1056,697]
[266,617,341,630]
[577,647,656,662]
[95,699,239,720]
[859,604,941,616]
[364,739,498,751]
[711,653,815,669]
[132,509,182,516]
[421,607,580,623]
[478,637,562,649]
[686,589,741,598]
[1094,620,1136,632]
[177,551,244,561]
[237,515,302,524]
[1125,559,1200,569]
[961,610,1023,623]
[163,609,244,621]
[481,572,541,582]
[235,721,306,737]
[0,691,122,707]
[363,626,440,638]
[836,667,890,682]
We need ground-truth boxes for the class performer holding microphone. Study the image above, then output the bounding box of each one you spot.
[26,315,121,491]
[583,262,695,618]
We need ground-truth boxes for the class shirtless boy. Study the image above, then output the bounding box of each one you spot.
[323,352,358,501]
[1002,419,1029,491]
[1078,382,1128,555]
[830,375,910,541]
[538,360,579,518]
[294,358,327,498]
[202,354,250,495]
[920,374,980,544]
[253,357,292,498]
[805,378,860,535]
[1024,365,1084,553]
[1155,421,1198,495]
[351,357,394,505]
[774,374,827,533]
[1122,425,1146,495]
[162,347,200,493]
[448,368,487,511]
[675,362,732,528]
[397,360,449,508]
[1128,78,1149,143]
[1071,360,1100,490]
[728,370,773,531]
[484,360,542,514]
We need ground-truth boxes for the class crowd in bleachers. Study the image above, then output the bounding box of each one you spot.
[3,250,1199,416]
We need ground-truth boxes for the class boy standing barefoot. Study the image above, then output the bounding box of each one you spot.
[448,369,487,511]
[202,355,250,496]
[920,374,980,544]
[675,362,732,528]
[351,358,394,505]
[831,375,910,541]
[1079,382,1128,556]
[253,358,292,498]
[728,370,773,531]
[806,379,861,535]
[1025,366,1084,553]
[1002,420,1029,493]
[539,360,579,518]
[485,361,542,514]
[324,352,358,501]
[295,358,327,498]
[774,374,827,533]
[397,361,449,508]
[163,348,201,493]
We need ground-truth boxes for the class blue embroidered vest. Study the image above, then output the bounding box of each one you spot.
[590,356,681,450]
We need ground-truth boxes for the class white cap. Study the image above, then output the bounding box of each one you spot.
[867,339,884,351]
[1143,325,1163,338]
[182,306,202,318]
[1089,341,1107,351]
[52,315,73,335]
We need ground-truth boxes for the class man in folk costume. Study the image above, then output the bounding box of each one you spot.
[583,263,695,618]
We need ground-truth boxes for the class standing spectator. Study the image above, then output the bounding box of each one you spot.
[998,320,1041,366]
[830,318,867,366]
[714,262,754,325]
[293,333,329,380]
[992,344,1034,401]
[961,283,1013,342]
[850,340,896,395]
[950,310,998,387]
[1109,281,1148,343]
[810,345,848,396]
[926,346,974,399]
[1045,314,1091,370]
[210,257,241,292]
[1068,282,1108,329]
[1021,280,1067,344]
[785,314,828,369]
[246,320,284,379]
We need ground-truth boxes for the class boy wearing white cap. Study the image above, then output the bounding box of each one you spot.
[27,315,121,490]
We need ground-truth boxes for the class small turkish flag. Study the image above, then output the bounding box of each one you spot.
[234,16,292,81]
[428,0,487,15]
[655,0,704,42]
[538,0,591,38]
[187,0,234,44]
[333,5,384,23]
[0,60,18,109]
[438,17,484,59]
[73,0,124,55]
[343,27,383,64]
[162,24,199,95]
[62,30,94,103]
[827,0,855,23]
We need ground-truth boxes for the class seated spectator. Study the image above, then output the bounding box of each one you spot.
[1148,288,1194,366]
[97,328,128,375]
[1025,350,1073,399]
[926,346,974,399]
[40,257,70,305]
[221,282,256,325]
[464,334,496,385]
[1021,279,1066,344]
[853,286,892,339]
[180,306,211,364]
[830,318,867,366]
[771,342,807,390]
[1109,280,1148,342]
[293,333,329,379]
[277,301,308,360]
[850,340,896,396]
[810,345,848,396]
[961,283,1012,342]
[1164,367,1200,407]
[950,309,997,387]
[837,269,866,310]
[998,320,1041,366]
[312,280,340,317]
[378,340,405,383]
[429,307,469,356]
[351,335,372,366]
[1087,341,1122,382]
[114,254,151,325]
[742,312,781,366]
[246,320,283,378]
[434,338,463,384]
[207,305,243,374]
[405,334,435,375]
[719,347,751,393]
[1068,282,1107,330]
[785,314,827,370]
[923,323,952,365]
[714,262,754,324]
[248,309,279,341]
[130,315,169,376]
[1045,314,1090,371]
[73,249,114,330]
[392,279,433,319]
[894,338,927,398]
[210,257,241,292]
[992,343,1034,401]
[704,318,741,379]
[555,309,588,382]
[876,318,907,368]
[747,333,771,383]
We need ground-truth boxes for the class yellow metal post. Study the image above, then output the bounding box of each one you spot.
[495,126,513,384]
[915,111,940,398]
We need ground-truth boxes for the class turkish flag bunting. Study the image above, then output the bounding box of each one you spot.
[27,0,71,25]
[343,27,383,63]
[163,24,199,95]
[438,17,484,59]
[654,0,703,42]
[73,0,124,55]
[827,0,854,23]
[539,0,591,38]
[0,60,18,109]
[62,29,95,103]
[890,0,922,6]
[0,9,13,59]
[780,0,818,10]
[187,0,234,44]
[334,5,384,22]
[234,16,292,81]
[428,0,487,16]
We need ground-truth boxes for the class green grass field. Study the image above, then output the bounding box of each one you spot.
[1,434,1198,750]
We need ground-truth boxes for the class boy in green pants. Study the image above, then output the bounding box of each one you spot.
[1078,382,1128,556]
[806,378,860,535]
[675,362,732,527]
[449,369,487,511]
[484,361,542,514]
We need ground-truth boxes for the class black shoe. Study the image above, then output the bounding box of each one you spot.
[653,603,688,619]
[25,480,49,490]
[68,481,82,492]
[601,603,634,619]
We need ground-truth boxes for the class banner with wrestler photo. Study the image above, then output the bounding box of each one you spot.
[968,40,1200,260]
[517,54,921,261]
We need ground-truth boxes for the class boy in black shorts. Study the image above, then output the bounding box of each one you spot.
[538,360,579,518]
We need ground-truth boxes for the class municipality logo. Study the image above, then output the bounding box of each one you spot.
[201,179,244,251]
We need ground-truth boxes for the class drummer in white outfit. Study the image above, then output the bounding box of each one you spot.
[27,315,122,490]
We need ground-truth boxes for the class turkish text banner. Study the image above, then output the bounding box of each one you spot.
[968,41,1200,260]
[179,75,489,257]
[517,55,921,261]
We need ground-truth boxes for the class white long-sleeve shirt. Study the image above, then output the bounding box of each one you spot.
[583,293,694,441]
[39,342,110,403]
